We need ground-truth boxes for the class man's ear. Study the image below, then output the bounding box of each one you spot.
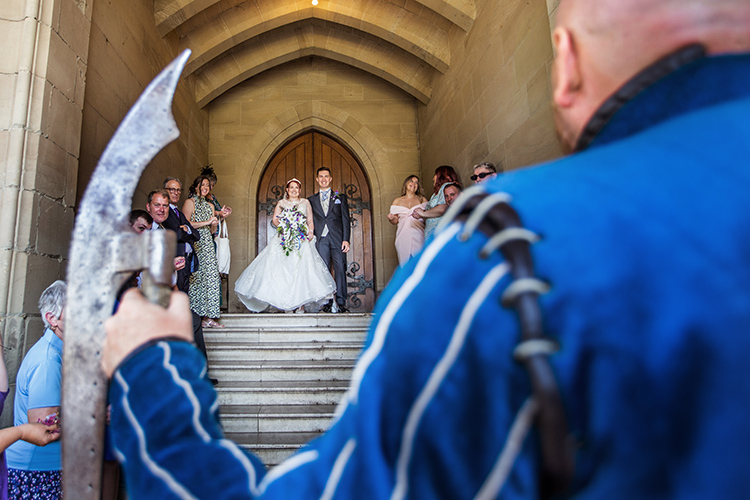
[552,27,582,109]
[45,312,58,329]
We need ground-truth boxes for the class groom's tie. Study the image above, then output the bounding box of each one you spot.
[321,190,330,237]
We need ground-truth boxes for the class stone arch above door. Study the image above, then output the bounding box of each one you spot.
[238,101,391,198]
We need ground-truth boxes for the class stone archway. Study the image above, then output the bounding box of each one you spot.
[230,101,397,312]
[257,131,375,312]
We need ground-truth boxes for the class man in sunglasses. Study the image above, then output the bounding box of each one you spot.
[470,161,498,184]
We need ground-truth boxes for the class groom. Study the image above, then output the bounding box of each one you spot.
[309,166,350,313]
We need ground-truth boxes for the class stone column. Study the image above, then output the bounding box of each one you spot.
[0,0,91,425]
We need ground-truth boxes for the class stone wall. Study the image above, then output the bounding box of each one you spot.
[0,0,91,424]
[78,0,209,210]
[418,0,563,185]
[548,0,562,34]
[208,57,421,308]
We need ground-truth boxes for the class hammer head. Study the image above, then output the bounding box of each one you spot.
[116,229,177,307]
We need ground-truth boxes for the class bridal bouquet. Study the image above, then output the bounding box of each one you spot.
[277,206,308,256]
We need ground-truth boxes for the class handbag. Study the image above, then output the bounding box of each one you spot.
[215,220,231,275]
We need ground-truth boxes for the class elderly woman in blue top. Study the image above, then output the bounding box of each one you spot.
[6,281,66,499]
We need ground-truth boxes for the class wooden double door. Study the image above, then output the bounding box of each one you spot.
[257,132,375,312]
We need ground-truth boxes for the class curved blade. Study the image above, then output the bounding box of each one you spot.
[62,49,191,499]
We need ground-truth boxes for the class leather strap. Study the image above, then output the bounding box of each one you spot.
[453,192,575,499]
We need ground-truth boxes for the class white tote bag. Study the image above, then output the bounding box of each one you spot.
[216,220,231,275]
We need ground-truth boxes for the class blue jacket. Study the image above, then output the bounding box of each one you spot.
[109,51,750,499]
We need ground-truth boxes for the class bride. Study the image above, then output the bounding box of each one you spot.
[234,178,336,312]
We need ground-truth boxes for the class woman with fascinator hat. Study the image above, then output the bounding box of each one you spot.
[234,178,335,312]
[200,165,232,224]
[183,175,222,327]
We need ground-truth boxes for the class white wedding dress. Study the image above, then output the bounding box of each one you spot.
[234,199,336,312]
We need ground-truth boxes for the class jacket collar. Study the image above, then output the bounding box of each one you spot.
[576,45,750,152]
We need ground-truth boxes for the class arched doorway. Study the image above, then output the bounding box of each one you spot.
[257,131,375,312]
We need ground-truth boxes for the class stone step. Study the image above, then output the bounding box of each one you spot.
[205,327,368,344]
[226,431,323,467]
[205,314,369,467]
[220,404,338,433]
[215,313,372,329]
[210,359,356,382]
[216,380,349,406]
[208,342,363,362]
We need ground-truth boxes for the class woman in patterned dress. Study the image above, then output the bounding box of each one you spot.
[182,175,222,328]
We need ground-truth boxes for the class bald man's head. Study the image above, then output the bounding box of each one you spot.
[551,0,750,151]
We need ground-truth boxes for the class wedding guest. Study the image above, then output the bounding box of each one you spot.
[182,176,222,328]
[145,190,186,276]
[0,313,59,500]
[119,210,153,292]
[7,281,66,499]
[443,182,462,206]
[162,178,200,295]
[200,166,231,315]
[162,177,214,384]
[145,190,170,230]
[201,166,232,230]
[235,179,335,313]
[128,209,152,234]
[0,420,57,500]
[413,165,461,241]
[470,161,498,184]
[387,175,428,266]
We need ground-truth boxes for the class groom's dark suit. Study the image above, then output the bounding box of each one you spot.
[308,190,350,308]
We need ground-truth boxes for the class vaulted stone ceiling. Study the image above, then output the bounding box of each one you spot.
[156,0,476,107]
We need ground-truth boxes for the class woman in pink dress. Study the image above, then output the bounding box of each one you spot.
[387,175,428,266]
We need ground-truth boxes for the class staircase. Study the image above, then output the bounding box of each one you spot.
[204,313,371,466]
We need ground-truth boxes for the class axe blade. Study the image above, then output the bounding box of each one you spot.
[63,49,190,499]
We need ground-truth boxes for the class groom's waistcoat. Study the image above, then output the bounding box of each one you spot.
[309,191,350,243]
